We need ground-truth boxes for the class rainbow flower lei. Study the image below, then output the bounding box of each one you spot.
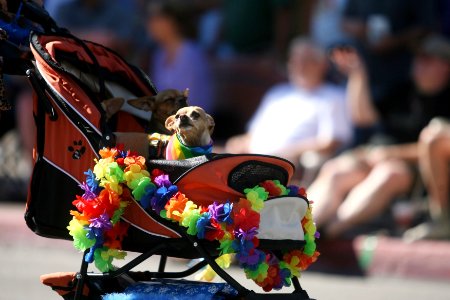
[68,147,320,291]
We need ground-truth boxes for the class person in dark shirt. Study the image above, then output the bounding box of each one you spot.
[307,34,450,239]
[341,0,435,144]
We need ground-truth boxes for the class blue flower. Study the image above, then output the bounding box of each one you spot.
[84,169,101,194]
[140,184,157,210]
[287,185,298,196]
[196,212,212,239]
[151,185,178,214]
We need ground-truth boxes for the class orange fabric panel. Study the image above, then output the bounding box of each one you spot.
[36,35,154,96]
[40,272,89,296]
[43,96,97,183]
[176,155,294,207]
[122,199,181,238]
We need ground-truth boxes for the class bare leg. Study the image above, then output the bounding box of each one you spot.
[418,124,450,221]
[326,159,413,238]
[308,154,369,228]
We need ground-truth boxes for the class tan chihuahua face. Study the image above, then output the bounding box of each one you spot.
[165,106,215,147]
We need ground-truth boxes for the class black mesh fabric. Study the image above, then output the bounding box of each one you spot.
[147,154,214,182]
[228,160,289,193]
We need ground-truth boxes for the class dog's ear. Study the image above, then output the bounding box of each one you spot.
[127,96,156,111]
[206,113,215,135]
[165,115,177,133]
[101,97,125,119]
[183,88,190,98]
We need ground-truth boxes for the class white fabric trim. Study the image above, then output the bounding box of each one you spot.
[257,197,307,241]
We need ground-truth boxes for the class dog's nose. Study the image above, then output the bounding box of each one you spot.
[180,114,189,122]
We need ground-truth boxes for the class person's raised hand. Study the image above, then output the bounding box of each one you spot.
[329,46,364,76]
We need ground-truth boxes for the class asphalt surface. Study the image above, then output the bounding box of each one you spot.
[1,202,449,300]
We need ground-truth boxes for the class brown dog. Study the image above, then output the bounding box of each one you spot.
[102,89,189,134]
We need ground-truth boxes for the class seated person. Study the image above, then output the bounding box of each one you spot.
[308,35,450,239]
[225,38,352,168]
[405,118,450,241]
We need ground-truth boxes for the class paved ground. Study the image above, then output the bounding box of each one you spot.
[1,202,450,300]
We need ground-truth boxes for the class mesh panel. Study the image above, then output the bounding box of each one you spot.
[147,155,212,182]
[228,160,289,193]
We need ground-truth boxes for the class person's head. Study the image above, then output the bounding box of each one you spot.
[287,38,328,90]
[146,1,195,44]
[413,35,450,95]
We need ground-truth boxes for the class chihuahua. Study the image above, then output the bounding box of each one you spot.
[115,106,214,160]
[102,88,189,134]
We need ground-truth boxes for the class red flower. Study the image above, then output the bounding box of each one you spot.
[232,205,260,232]
[151,169,164,181]
[260,181,282,196]
[283,250,320,271]
[204,219,225,241]
[104,222,129,249]
[298,187,307,197]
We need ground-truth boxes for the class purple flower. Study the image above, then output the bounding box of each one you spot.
[314,231,321,239]
[89,213,112,231]
[234,227,258,241]
[154,174,172,188]
[236,248,265,268]
[79,182,97,200]
[208,201,233,224]
[196,212,212,239]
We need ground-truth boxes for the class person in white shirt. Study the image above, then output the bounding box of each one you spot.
[225,38,352,166]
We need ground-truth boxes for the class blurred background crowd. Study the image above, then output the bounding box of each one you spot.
[2,0,450,243]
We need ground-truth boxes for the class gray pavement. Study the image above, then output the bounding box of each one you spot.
[1,202,449,300]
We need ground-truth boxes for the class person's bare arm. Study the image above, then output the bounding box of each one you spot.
[367,143,418,166]
[274,138,341,164]
[330,47,379,126]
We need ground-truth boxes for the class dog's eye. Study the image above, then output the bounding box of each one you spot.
[191,111,200,119]
[175,114,180,119]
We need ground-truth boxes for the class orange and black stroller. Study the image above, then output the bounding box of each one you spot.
[0,2,319,299]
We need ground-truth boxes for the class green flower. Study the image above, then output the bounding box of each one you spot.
[132,177,154,201]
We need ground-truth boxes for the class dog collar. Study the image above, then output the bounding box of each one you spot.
[165,134,212,160]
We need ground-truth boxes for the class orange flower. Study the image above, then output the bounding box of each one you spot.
[99,147,118,159]
[124,156,146,169]
[165,192,189,222]
[70,210,89,221]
